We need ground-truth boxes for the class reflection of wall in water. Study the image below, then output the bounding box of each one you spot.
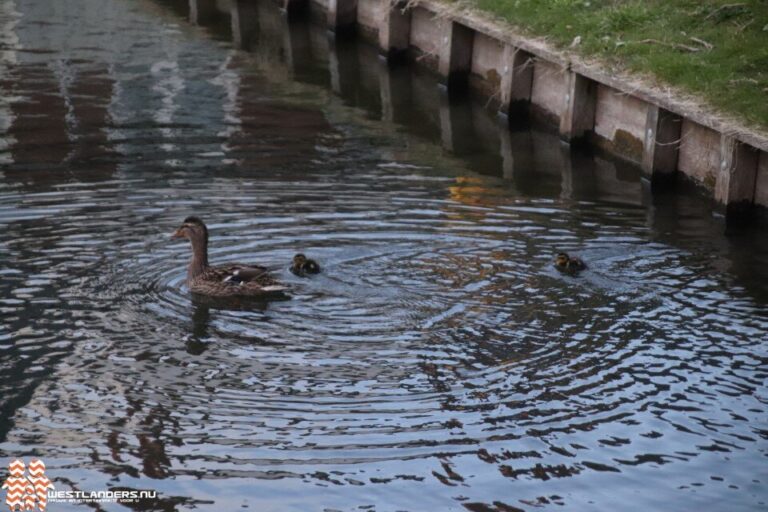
[4,61,117,184]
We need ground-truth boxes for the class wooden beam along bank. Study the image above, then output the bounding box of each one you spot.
[248,0,768,222]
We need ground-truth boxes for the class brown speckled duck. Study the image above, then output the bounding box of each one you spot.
[554,252,587,273]
[172,216,287,297]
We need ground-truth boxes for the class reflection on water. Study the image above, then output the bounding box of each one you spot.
[1,0,767,511]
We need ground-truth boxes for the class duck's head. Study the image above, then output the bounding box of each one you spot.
[555,252,569,267]
[293,253,307,266]
[172,216,208,245]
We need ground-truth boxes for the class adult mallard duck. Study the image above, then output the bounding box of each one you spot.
[554,252,587,273]
[172,216,287,297]
[290,253,321,276]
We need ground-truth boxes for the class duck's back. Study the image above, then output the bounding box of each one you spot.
[190,264,285,296]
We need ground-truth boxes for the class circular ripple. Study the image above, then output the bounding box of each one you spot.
[1,0,767,509]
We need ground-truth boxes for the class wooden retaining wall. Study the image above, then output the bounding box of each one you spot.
[224,0,768,221]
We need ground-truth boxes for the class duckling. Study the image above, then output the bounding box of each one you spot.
[290,253,321,276]
[554,252,587,273]
[172,216,287,297]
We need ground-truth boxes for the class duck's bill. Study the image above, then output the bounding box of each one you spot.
[171,228,184,239]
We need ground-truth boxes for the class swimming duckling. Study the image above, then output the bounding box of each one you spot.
[172,216,287,297]
[554,252,587,273]
[290,253,321,276]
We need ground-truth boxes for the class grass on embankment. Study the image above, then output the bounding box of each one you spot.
[461,0,768,131]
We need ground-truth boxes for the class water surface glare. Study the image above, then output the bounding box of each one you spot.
[1,0,767,511]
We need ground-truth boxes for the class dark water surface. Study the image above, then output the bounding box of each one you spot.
[1,0,767,510]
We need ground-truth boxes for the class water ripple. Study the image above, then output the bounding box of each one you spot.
[1,0,767,510]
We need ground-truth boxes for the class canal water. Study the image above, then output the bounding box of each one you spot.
[1,0,767,510]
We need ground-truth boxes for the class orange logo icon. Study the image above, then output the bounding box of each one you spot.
[1,459,54,511]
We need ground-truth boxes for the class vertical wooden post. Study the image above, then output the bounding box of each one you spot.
[439,91,474,153]
[283,18,312,75]
[329,39,359,96]
[379,1,410,63]
[438,21,473,92]
[379,60,411,123]
[439,90,457,152]
[328,0,357,35]
[189,0,216,25]
[231,0,244,47]
[559,142,575,199]
[498,122,533,182]
[642,105,682,185]
[283,0,309,20]
[231,0,259,50]
[562,145,597,199]
[329,40,343,95]
[716,136,759,219]
[499,46,533,120]
[755,151,768,209]
[559,70,596,142]
[499,125,514,179]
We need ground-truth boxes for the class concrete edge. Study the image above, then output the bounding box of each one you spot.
[416,0,768,153]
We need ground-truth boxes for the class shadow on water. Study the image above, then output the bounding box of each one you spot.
[187,291,292,353]
[0,0,767,511]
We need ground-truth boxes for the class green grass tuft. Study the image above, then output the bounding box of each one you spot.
[458,0,768,130]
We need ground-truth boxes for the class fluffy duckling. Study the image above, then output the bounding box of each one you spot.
[172,216,287,297]
[290,253,321,276]
[554,252,587,273]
